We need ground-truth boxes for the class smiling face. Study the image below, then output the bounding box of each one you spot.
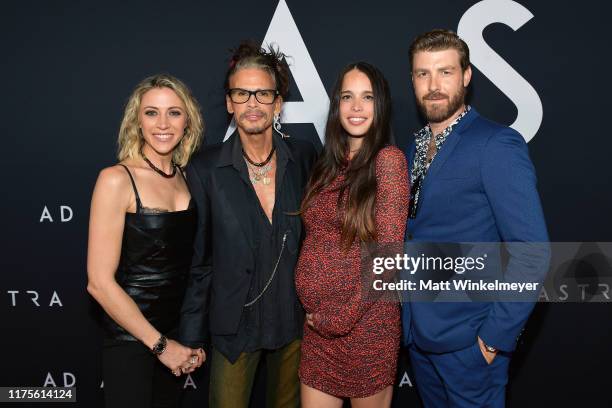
[412,48,471,126]
[339,69,375,138]
[138,87,187,157]
[226,67,281,136]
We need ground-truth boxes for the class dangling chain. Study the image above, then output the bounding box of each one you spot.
[244,231,289,307]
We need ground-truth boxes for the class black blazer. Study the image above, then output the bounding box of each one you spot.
[179,131,317,347]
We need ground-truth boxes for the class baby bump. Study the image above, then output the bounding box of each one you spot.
[296,242,360,312]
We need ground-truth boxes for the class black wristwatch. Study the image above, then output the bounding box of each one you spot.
[151,335,168,355]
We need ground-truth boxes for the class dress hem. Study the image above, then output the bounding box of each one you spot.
[299,374,395,399]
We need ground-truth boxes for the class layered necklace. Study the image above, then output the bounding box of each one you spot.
[243,146,275,185]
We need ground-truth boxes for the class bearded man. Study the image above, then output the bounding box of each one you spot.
[401,29,549,408]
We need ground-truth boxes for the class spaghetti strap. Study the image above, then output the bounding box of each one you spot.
[118,164,142,212]
[177,165,188,183]
[177,166,194,204]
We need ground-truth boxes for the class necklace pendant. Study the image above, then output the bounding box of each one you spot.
[262,177,271,185]
[254,174,261,181]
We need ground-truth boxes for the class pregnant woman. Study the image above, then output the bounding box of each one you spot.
[295,62,409,407]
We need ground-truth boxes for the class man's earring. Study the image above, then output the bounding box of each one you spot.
[273,113,288,138]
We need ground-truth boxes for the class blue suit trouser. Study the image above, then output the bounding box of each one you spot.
[408,343,511,408]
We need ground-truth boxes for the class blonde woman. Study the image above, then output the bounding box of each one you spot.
[87,74,204,408]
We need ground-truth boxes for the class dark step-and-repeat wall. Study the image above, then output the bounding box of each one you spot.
[2,1,611,406]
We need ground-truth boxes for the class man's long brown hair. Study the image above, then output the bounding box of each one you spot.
[299,62,393,249]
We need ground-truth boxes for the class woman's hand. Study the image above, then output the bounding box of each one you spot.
[157,340,205,376]
[306,313,318,329]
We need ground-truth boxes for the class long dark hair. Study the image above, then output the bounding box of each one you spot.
[300,62,393,249]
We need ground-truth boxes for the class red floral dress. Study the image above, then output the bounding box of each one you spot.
[295,146,409,398]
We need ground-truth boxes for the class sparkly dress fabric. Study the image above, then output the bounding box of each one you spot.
[295,146,409,398]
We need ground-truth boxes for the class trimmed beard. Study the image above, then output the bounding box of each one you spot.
[417,86,466,124]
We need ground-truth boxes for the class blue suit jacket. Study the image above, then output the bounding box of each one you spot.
[402,108,549,353]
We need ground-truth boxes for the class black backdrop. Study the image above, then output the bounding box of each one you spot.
[2,0,611,406]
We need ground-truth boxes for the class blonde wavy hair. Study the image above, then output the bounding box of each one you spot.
[117,74,204,167]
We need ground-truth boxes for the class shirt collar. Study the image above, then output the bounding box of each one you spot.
[414,105,471,142]
[218,130,293,169]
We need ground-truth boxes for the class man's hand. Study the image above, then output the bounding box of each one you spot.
[477,336,497,365]
[157,339,205,376]
[179,347,206,375]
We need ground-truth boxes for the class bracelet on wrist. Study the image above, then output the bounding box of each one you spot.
[151,335,168,355]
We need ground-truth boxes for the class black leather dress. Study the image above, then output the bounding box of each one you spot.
[102,164,196,341]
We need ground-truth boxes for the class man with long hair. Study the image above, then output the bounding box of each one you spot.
[178,42,317,407]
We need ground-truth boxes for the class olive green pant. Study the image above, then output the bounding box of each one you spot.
[209,339,301,408]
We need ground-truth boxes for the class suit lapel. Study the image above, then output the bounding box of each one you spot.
[421,108,479,190]
[215,133,257,257]
[423,129,463,183]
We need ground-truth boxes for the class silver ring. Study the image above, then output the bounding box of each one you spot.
[190,356,197,365]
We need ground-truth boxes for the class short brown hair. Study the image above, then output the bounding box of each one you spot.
[409,29,470,71]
